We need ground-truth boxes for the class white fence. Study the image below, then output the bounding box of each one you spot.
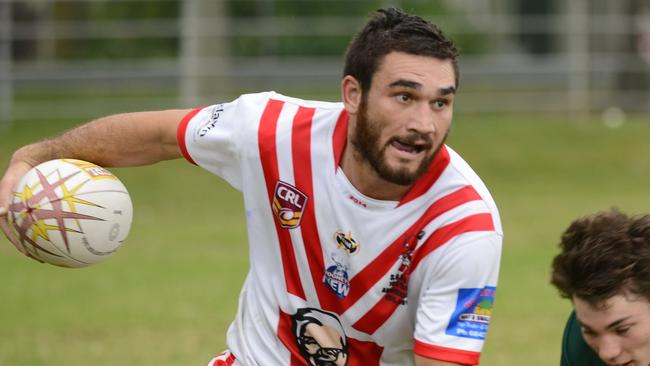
[0,0,648,127]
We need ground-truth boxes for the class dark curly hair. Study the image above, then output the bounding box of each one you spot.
[343,8,460,95]
[550,209,650,306]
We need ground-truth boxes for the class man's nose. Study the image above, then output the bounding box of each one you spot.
[596,337,623,363]
[406,102,436,135]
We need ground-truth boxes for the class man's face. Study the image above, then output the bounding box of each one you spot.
[574,294,650,366]
[351,52,455,186]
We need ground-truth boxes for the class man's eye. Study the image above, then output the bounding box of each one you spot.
[396,94,411,103]
[433,100,447,109]
[615,326,631,335]
[581,328,596,337]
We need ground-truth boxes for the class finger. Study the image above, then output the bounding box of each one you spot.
[0,160,34,210]
[0,213,27,255]
[0,216,44,264]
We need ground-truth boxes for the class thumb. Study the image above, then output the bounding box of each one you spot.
[0,206,6,217]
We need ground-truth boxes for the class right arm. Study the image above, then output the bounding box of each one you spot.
[0,109,191,253]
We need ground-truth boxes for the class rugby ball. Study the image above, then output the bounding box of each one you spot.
[7,159,133,267]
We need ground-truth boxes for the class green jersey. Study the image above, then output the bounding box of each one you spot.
[560,311,606,366]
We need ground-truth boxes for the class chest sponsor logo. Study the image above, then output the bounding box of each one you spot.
[334,231,359,255]
[272,181,308,229]
[323,254,350,299]
[292,308,349,366]
[445,286,496,340]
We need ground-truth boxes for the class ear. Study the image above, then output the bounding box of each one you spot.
[341,75,362,115]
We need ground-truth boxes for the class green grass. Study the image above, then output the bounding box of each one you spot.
[1,112,649,365]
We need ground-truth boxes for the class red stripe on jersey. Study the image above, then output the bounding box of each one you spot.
[414,340,480,365]
[209,351,236,366]
[277,309,384,366]
[332,110,349,169]
[177,107,204,165]
[398,145,451,207]
[352,212,495,335]
[291,107,344,312]
[411,212,494,271]
[347,339,383,366]
[338,185,482,313]
[259,99,306,300]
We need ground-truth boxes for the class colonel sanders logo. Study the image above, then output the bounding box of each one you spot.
[292,308,348,366]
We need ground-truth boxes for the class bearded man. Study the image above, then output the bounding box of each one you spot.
[0,8,502,366]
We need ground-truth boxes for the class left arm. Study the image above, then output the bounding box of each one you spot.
[413,231,502,366]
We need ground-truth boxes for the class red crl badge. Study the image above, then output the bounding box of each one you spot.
[272,181,308,229]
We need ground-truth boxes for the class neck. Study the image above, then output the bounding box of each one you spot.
[339,145,411,201]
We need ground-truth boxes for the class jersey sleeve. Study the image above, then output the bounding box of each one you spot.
[177,92,273,190]
[413,231,502,365]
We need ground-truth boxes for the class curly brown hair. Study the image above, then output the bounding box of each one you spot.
[343,8,460,95]
[550,209,650,306]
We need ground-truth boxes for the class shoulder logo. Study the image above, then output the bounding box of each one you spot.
[445,286,496,340]
[197,103,225,137]
[272,181,308,229]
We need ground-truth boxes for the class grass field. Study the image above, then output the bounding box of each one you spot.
[1,112,649,365]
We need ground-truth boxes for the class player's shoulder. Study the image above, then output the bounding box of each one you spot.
[443,145,503,234]
[236,91,343,111]
[561,311,606,366]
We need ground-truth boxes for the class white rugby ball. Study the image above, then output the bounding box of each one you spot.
[7,159,133,267]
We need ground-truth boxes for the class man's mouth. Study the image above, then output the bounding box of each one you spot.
[610,361,634,366]
[390,137,432,155]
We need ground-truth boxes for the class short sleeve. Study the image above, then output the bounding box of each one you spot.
[177,92,273,190]
[414,231,502,365]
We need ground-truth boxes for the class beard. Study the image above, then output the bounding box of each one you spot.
[351,98,446,186]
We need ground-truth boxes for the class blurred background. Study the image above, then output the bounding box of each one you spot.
[0,0,648,125]
[0,1,649,365]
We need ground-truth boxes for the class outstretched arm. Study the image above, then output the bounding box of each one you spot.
[0,109,191,253]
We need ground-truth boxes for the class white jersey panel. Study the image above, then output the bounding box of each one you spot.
[182,92,275,190]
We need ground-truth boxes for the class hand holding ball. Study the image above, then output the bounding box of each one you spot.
[7,159,133,267]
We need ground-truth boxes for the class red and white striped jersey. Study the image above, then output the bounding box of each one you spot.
[178,92,503,366]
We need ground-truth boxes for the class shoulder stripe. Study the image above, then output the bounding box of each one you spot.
[339,185,482,315]
[411,212,495,271]
[258,99,306,300]
[351,190,489,335]
[177,107,204,165]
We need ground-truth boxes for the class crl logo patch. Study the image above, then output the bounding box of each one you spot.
[272,181,308,229]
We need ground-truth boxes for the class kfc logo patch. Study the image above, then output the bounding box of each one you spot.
[273,181,308,229]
